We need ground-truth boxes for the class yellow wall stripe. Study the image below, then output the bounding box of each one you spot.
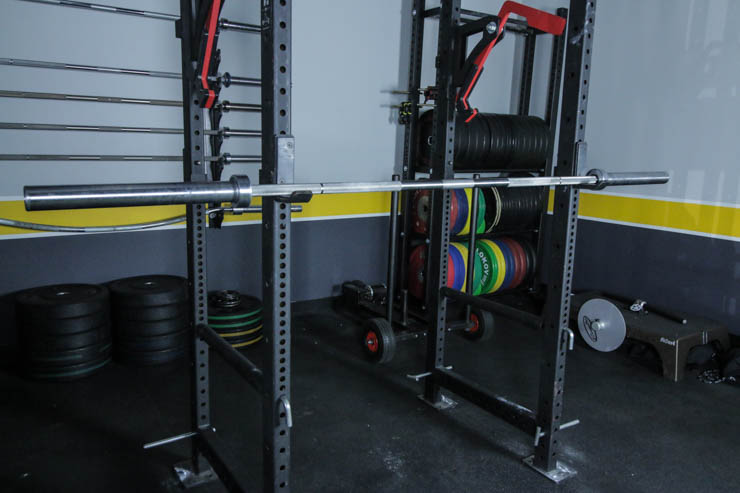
[547,190,739,239]
[1,191,737,239]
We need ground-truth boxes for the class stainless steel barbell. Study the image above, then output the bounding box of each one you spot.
[23,170,669,211]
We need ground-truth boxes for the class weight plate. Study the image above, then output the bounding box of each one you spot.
[493,240,515,291]
[222,329,263,346]
[22,324,111,352]
[510,239,529,288]
[116,329,189,352]
[407,245,426,300]
[477,240,497,294]
[482,188,496,233]
[454,242,484,295]
[452,189,468,236]
[482,240,506,292]
[411,190,430,234]
[219,324,263,339]
[459,190,473,235]
[114,315,188,337]
[209,316,262,334]
[501,238,525,289]
[577,298,627,352]
[231,335,264,348]
[208,292,262,319]
[16,284,108,319]
[17,310,109,335]
[471,241,491,296]
[450,188,459,234]
[27,342,112,368]
[476,190,486,233]
[113,302,186,322]
[520,239,537,281]
[27,355,111,381]
[448,243,465,291]
[453,242,469,292]
[109,275,187,307]
[115,345,187,366]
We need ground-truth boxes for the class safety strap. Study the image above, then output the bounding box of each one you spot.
[200,0,223,109]
[457,1,566,122]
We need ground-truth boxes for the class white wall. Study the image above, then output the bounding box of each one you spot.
[587,0,740,206]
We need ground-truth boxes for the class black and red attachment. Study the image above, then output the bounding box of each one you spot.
[455,1,566,122]
[196,0,226,110]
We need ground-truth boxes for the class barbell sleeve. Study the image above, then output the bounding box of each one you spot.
[23,171,669,212]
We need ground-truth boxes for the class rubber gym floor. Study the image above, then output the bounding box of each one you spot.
[2,299,738,493]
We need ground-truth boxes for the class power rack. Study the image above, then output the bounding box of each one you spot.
[176,1,292,491]
[342,0,596,482]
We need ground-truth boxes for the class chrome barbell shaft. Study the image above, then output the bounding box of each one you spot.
[0,90,262,113]
[0,122,260,137]
[23,171,669,211]
[0,58,259,86]
[0,154,260,162]
[16,0,260,32]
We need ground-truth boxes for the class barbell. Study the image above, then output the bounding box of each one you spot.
[24,169,669,211]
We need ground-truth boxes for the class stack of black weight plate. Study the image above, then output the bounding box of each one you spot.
[208,290,263,348]
[110,275,189,365]
[16,284,112,380]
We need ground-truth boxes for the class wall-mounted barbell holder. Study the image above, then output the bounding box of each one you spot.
[16,0,260,33]
[0,153,261,163]
[0,122,260,138]
[0,58,260,87]
[0,90,261,113]
[24,170,669,211]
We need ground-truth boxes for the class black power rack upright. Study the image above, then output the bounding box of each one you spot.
[176,1,293,491]
[342,0,596,482]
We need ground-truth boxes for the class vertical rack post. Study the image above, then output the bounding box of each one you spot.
[260,1,293,491]
[178,0,211,473]
[464,174,480,321]
[517,30,536,116]
[397,0,427,306]
[535,7,567,288]
[528,0,595,480]
[423,0,461,406]
[386,174,401,324]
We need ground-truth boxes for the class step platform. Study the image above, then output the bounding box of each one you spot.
[571,292,730,382]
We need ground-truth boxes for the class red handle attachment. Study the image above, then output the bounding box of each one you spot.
[457,1,566,122]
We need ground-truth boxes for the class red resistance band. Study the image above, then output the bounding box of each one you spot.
[200,0,223,109]
[457,1,566,122]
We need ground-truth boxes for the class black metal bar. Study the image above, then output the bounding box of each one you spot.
[533,0,595,474]
[386,175,401,324]
[518,31,536,116]
[17,0,260,33]
[196,429,253,492]
[423,0,461,405]
[0,122,259,136]
[0,58,259,86]
[433,368,537,435]
[465,174,480,321]
[198,325,263,392]
[441,287,541,328]
[260,2,293,491]
[178,0,210,475]
[535,7,567,290]
[397,0,426,303]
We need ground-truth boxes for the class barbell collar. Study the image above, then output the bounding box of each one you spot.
[229,175,252,208]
